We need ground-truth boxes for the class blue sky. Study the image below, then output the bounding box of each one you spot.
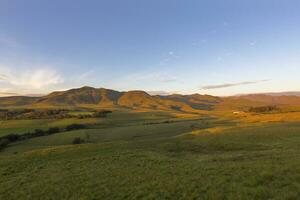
[0,0,300,96]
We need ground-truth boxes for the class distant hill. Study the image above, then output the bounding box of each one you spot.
[232,94,300,105]
[1,87,300,112]
[263,92,300,97]
[0,96,39,107]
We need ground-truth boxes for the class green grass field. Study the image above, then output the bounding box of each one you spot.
[1,111,300,199]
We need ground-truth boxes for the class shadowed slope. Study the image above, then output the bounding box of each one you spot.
[160,94,222,110]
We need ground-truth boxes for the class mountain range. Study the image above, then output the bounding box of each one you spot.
[1,86,300,112]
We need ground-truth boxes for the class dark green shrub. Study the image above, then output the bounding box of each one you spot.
[72,137,85,144]
[48,127,60,134]
[66,124,86,131]
[93,110,112,118]
[248,106,279,113]
[4,134,20,142]
[0,138,10,150]
[34,129,45,136]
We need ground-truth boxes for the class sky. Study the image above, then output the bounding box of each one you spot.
[0,0,300,96]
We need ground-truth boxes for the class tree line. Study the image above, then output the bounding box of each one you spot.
[0,109,112,120]
[0,124,87,151]
[248,106,279,113]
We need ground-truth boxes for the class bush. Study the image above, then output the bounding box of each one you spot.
[34,129,46,136]
[248,106,279,113]
[72,137,85,144]
[93,110,112,118]
[48,127,60,134]
[66,124,87,131]
[0,138,10,150]
[4,134,20,142]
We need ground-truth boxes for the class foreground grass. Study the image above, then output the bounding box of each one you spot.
[1,121,300,199]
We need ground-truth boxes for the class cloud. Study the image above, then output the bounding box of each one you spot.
[125,71,178,83]
[201,80,269,90]
[0,92,20,96]
[147,91,170,96]
[7,69,63,89]
[0,74,8,80]
[159,51,178,66]
[0,66,64,95]
[161,78,177,83]
[78,70,95,80]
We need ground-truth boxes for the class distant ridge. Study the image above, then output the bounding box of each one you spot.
[263,92,300,97]
[231,93,300,105]
[235,91,300,97]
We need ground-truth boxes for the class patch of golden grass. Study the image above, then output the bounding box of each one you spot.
[191,126,233,135]
[24,144,91,156]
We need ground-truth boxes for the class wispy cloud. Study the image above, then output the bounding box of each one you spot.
[78,70,95,80]
[201,80,270,90]
[125,71,178,83]
[147,91,170,96]
[0,65,64,95]
[0,92,20,96]
[161,78,177,83]
[7,69,62,89]
[159,51,178,66]
[0,74,8,80]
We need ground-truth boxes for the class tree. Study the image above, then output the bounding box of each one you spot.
[72,137,84,144]
[48,127,60,134]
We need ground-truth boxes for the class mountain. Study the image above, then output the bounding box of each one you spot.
[36,87,122,106]
[1,87,300,112]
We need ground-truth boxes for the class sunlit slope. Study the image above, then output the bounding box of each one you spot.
[36,86,122,107]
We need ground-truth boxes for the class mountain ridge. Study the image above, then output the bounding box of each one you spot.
[1,86,300,112]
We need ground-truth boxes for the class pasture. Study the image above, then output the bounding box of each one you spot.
[0,110,300,199]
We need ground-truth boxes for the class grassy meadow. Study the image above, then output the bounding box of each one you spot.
[1,109,300,199]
